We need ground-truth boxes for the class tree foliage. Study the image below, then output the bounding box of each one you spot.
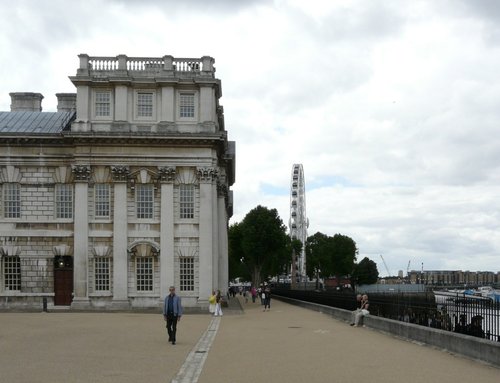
[306,232,358,279]
[352,257,379,285]
[228,205,290,287]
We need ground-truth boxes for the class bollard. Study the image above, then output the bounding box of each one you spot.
[42,297,48,312]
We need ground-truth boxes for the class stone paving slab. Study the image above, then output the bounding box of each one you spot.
[198,297,500,383]
[0,312,210,383]
[1,298,499,383]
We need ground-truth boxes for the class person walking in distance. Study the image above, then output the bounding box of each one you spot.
[163,286,183,345]
[214,290,223,316]
[263,284,271,311]
[208,290,216,315]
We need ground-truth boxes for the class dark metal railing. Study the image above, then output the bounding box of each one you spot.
[272,285,500,342]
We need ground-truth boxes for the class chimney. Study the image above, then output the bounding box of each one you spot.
[56,93,76,113]
[10,92,44,112]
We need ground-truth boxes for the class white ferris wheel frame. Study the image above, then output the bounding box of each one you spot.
[289,164,309,280]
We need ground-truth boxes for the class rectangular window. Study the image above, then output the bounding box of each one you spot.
[136,184,154,219]
[179,184,194,219]
[94,184,110,218]
[3,183,20,218]
[180,257,194,291]
[137,92,153,117]
[4,256,21,291]
[55,184,73,219]
[136,257,153,292]
[94,257,110,291]
[179,93,195,118]
[95,91,111,117]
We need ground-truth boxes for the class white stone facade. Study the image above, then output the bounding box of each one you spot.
[0,54,235,311]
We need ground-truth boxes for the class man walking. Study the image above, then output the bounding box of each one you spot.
[163,286,183,345]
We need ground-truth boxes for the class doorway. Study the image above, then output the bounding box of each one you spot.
[54,256,73,305]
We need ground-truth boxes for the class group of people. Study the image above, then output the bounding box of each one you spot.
[209,290,224,316]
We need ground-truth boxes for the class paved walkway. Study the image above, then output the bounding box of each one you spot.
[0,297,498,383]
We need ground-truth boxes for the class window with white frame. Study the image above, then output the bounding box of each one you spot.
[3,183,20,218]
[180,257,194,291]
[94,257,110,291]
[55,184,73,219]
[137,92,153,118]
[3,255,21,291]
[136,184,154,219]
[179,93,195,118]
[94,183,110,219]
[179,184,194,219]
[136,256,153,292]
[95,91,111,117]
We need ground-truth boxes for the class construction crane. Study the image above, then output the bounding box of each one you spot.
[379,254,391,277]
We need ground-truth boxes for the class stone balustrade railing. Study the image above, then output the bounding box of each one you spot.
[78,54,214,74]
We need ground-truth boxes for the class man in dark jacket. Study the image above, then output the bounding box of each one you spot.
[163,286,183,345]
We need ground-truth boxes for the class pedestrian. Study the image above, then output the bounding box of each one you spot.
[251,286,257,303]
[214,289,223,316]
[352,294,369,327]
[163,286,183,345]
[209,290,216,314]
[263,284,271,311]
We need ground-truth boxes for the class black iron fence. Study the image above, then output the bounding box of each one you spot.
[272,285,500,342]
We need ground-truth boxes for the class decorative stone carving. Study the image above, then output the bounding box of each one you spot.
[197,167,218,183]
[110,165,130,182]
[53,244,73,256]
[217,183,228,198]
[71,165,91,182]
[157,167,176,183]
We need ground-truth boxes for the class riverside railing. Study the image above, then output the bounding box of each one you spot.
[272,285,500,342]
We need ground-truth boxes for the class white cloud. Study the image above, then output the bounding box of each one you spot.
[0,0,499,276]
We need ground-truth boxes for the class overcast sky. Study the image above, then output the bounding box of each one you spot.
[1,0,500,276]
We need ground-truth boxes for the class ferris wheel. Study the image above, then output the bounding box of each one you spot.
[289,164,309,281]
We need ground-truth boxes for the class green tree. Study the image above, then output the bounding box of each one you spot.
[306,232,331,279]
[306,232,358,280]
[229,205,290,287]
[352,257,379,285]
[330,234,358,277]
[228,222,250,281]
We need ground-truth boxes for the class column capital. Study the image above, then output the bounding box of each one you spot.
[110,165,130,182]
[197,167,218,183]
[157,166,176,183]
[71,165,91,182]
[217,182,228,199]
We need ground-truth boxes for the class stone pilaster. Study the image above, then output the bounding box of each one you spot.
[217,182,229,295]
[111,165,130,308]
[196,167,218,302]
[158,166,176,301]
[71,165,90,309]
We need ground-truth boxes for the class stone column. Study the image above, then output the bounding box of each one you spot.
[158,167,176,301]
[115,85,128,121]
[217,183,229,295]
[71,165,90,309]
[199,85,214,123]
[111,165,130,308]
[212,179,219,291]
[160,86,175,122]
[197,168,217,304]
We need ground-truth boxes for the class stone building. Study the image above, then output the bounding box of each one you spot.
[0,54,235,311]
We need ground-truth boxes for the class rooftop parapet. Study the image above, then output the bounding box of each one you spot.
[74,54,215,79]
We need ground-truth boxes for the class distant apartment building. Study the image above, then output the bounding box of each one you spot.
[407,270,499,285]
[0,54,235,311]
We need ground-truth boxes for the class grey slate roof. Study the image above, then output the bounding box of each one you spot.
[0,111,75,134]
